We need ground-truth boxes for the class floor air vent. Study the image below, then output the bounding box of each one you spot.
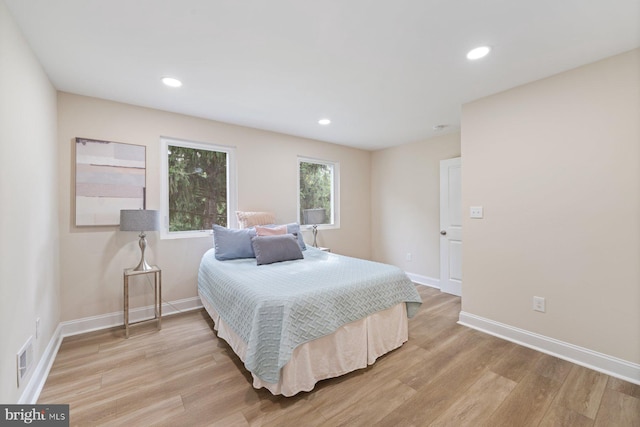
[16,336,34,387]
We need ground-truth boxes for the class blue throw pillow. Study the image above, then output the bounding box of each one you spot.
[213,225,256,260]
[286,223,307,251]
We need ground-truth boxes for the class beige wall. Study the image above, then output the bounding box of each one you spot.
[461,49,640,364]
[57,93,371,321]
[371,133,460,280]
[0,1,60,402]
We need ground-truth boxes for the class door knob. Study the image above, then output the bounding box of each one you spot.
[440,230,447,235]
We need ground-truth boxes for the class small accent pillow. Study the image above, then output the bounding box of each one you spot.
[255,224,287,236]
[236,211,276,229]
[251,234,304,265]
[213,225,256,260]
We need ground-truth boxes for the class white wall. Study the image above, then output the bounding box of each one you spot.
[371,133,461,282]
[57,93,371,321]
[461,49,640,365]
[0,1,60,403]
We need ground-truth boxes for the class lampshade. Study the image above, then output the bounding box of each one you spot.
[302,208,326,225]
[120,210,160,232]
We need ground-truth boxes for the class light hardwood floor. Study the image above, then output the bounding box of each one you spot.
[39,286,640,426]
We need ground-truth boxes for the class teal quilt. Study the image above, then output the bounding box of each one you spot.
[198,247,422,383]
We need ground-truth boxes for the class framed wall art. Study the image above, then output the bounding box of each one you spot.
[75,137,146,226]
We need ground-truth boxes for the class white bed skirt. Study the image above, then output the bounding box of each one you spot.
[199,291,409,396]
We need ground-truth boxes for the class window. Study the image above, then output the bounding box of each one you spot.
[298,157,340,228]
[160,137,236,238]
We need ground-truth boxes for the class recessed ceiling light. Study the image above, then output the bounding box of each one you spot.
[162,77,182,88]
[318,118,331,125]
[466,46,491,60]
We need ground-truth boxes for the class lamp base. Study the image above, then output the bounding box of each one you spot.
[131,232,154,271]
[132,259,154,272]
[312,225,318,248]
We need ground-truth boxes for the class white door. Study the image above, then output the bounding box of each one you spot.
[440,157,462,296]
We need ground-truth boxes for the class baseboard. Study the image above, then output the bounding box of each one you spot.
[405,272,440,289]
[60,296,203,337]
[19,296,203,404]
[458,311,640,386]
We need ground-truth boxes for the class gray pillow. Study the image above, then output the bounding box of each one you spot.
[252,234,304,265]
[213,225,256,260]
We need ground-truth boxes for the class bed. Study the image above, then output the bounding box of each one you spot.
[198,240,422,396]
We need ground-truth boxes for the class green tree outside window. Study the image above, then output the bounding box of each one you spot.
[168,145,227,231]
[299,161,333,225]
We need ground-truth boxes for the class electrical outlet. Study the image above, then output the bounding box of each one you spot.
[406,253,412,261]
[533,296,546,313]
[470,206,483,219]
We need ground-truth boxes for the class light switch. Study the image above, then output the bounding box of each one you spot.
[470,206,483,219]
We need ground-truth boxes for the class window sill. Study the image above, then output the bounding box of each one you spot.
[160,230,213,240]
[300,224,340,231]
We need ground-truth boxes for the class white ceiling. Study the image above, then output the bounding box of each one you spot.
[5,0,640,150]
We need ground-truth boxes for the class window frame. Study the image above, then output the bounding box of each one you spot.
[297,156,340,230]
[160,136,237,239]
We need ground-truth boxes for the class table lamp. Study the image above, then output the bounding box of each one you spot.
[302,208,326,248]
[120,209,160,271]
